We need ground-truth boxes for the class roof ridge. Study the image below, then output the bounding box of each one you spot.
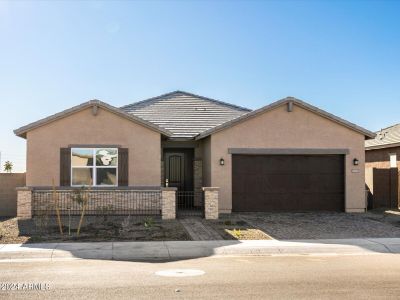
[376,122,400,133]
[120,90,252,112]
[120,91,181,110]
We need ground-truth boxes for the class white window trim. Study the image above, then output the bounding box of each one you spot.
[71,148,118,187]
[389,153,397,168]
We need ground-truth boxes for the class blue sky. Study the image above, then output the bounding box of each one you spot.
[0,0,399,172]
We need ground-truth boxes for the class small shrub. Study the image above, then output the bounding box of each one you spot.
[96,204,114,222]
[232,228,242,239]
[144,217,154,228]
[119,215,132,235]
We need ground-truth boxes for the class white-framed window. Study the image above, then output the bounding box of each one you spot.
[71,148,118,187]
[389,153,397,168]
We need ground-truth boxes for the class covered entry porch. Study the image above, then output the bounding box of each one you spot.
[161,141,204,217]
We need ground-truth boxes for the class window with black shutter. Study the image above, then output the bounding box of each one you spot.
[60,147,128,187]
[60,148,71,186]
[118,148,128,186]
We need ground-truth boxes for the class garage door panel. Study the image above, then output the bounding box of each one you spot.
[260,174,312,193]
[232,154,344,212]
[261,174,343,193]
[234,193,344,212]
[238,173,263,193]
[259,156,343,175]
[309,174,344,193]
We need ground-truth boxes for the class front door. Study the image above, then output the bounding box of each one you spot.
[164,149,194,191]
[164,149,200,216]
[165,152,185,190]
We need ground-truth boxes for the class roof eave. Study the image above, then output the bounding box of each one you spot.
[14,100,172,139]
[167,137,196,141]
[195,97,376,140]
[365,142,400,151]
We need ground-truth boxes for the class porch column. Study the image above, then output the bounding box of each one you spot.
[161,160,165,186]
[203,187,219,220]
[161,187,176,220]
[16,187,33,219]
[194,159,203,206]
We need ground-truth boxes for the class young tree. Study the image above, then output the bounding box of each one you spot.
[4,161,13,173]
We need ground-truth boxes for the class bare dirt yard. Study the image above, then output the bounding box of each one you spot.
[2,209,400,243]
[0,216,190,244]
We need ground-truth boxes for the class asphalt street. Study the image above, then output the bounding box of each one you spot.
[1,254,400,299]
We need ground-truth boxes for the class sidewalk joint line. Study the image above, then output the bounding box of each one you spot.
[163,241,171,259]
[365,239,393,254]
[50,243,59,261]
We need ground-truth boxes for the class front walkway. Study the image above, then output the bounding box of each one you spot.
[179,218,223,241]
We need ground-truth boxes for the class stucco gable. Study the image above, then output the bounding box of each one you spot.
[195,97,375,140]
[14,100,172,139]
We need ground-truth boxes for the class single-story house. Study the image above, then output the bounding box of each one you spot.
[14,91,375,217]
[365,123,400,209]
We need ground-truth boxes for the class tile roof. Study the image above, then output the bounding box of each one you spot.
[120,91,251,139]
[14,91,375,143]
[365,123,400,150]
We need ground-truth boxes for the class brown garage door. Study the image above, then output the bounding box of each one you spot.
[232,155,344,212]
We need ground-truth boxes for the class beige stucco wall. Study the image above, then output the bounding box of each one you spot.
[365,166,374,195]
[209,104,366,213]
[26,107,161,187]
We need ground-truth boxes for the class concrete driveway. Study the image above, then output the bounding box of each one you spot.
[237,211,400,240]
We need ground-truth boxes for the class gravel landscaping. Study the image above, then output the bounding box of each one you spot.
[0,217,29,244]
[205,217,273,240]
[238,210,400,240]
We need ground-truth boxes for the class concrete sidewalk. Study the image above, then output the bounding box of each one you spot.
[1,238,400,262]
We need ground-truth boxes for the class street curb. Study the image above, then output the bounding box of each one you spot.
[0,238,399,262]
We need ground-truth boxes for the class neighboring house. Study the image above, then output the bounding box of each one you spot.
[14,91,375,215]
[365,124,400,209]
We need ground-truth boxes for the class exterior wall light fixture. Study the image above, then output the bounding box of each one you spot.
[353,158,359,166]
[219,158,225,166]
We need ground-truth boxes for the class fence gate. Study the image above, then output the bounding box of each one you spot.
[372,168,399,209]
[176,191,204,218]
